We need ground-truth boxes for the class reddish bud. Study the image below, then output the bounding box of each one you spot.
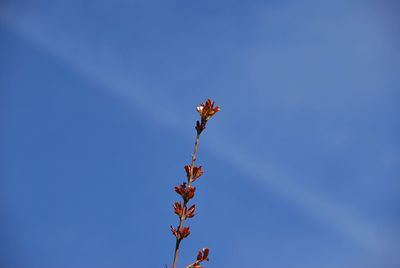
[187,248,210,268]
[170,225,191,240]
[186,204,196,218]
[186,185,196,200]
[174,182,196,202]
[196,99,220,122]
[173,202,184,217]
[174,183,186,197]
[170,225,178,237]
[195,120,205,134]
[184,165,204,183]
[180,226,191,239]
[197,248,209,262]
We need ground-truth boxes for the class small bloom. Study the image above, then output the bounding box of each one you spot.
[196,99,220,122]
[197,248,209,262]
[184,165,204,183]
[174,182,187,197]
[174,182,196,202]
[187,248,210,268]
[173,202,184,217]
[186,204,196,218]
[180,226,191,239]
[185,185,196,200]
[170,225,178,237]
[170,225,191,240]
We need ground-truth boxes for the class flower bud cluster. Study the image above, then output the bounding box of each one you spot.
[173,202,196,219]
[186,248,210,268]
[169,99,219,268]
[195,99,220,134]
[170,165,203,241]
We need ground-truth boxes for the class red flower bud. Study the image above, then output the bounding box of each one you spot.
[180,226,191,239]
[197,248,209,262]
[174,182,196,202]
[174,182,186,197]
[170,225,191,240]
[184,165,204,183]
[187,248,210,268]
[186,204,196,218]
[173,202,184,217]
[195,120,205,134]
[170,225,178,237]
[196,99,220,122]
[186,185,196,200]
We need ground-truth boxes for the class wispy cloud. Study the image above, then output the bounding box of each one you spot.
[0,10,394,260]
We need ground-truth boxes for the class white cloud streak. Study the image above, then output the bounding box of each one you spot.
[0,11,394,260]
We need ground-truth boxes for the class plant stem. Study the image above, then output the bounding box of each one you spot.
[172,132,201,268]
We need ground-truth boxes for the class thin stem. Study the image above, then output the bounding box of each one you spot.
[172,132,201,268]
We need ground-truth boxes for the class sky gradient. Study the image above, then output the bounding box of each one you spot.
[1,1,399,267]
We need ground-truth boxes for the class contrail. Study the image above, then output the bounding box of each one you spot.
[0,11,393,259]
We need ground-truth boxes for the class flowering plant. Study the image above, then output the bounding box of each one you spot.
[168,99,220,268]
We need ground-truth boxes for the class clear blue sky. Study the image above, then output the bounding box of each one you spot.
[1,1,399,267]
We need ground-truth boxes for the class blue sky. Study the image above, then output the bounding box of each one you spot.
[0,0,399,267]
